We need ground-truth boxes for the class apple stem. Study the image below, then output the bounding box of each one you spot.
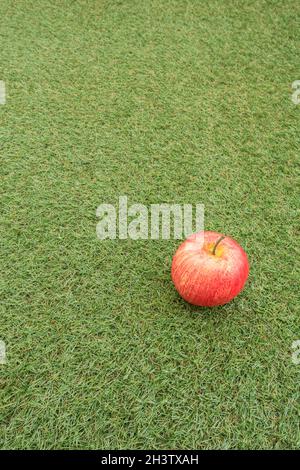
[212,235,226,255]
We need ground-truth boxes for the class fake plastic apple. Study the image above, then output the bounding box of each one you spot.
[171,231,249,307]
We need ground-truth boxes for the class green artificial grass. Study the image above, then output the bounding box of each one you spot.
[1,0,300,450]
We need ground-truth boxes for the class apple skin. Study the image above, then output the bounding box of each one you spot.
[171,231,249,307]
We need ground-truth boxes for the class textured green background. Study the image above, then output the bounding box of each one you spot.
[1,0,299,449]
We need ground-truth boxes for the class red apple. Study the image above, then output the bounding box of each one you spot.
[171,231,249,307]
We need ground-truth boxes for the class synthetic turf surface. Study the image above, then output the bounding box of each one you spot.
[1,0,299,449]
